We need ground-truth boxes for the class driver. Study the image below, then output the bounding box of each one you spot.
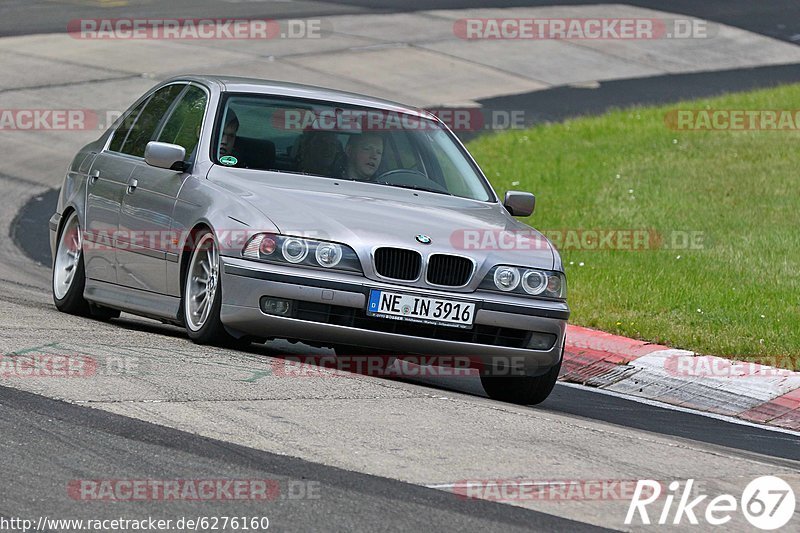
[219,110,240,158]
[219,109,248,168]
[343,132,383,181]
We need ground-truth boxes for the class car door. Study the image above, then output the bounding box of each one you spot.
[83,97,149,284]
[117,83,207,294]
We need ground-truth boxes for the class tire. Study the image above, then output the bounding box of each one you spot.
[53,211,123,321]
[52,211,91,316]
[480,358,562,405]
[88,303,121,321]
[182,230,248,347]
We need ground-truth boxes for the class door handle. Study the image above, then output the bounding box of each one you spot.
[89,170,100,184]
[127,178,138,194]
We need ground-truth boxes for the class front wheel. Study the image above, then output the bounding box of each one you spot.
[183,230,248,348]
[480,359,561,405]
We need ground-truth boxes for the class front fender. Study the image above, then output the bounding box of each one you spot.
[167,172,280,297]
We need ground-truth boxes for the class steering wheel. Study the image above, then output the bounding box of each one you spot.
[374,168,450,193]
[375,168,428,182]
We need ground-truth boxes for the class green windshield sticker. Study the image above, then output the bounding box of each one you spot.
[220,155,238,166]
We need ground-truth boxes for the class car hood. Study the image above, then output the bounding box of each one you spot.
[208,167,555,270]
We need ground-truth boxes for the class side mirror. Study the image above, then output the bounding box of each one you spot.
[145,141,187,171]
[503,191,535,217]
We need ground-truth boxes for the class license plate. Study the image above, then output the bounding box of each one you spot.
[367,290,476,329]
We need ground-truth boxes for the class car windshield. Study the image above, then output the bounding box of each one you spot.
[214,94,494,202]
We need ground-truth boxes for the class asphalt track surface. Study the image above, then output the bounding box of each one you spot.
[2,0,800,43]
[3,1,800,531]
[0,384,605,532]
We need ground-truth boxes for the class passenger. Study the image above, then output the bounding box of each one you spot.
[297,130,343,176]
[343,132,383,181]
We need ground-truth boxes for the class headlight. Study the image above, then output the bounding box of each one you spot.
[481,265,566,300]
[282,238,309,264]
[493,266,520,291]
[521,270,547,295]
[315,242,343,268]
[243,234,361,273]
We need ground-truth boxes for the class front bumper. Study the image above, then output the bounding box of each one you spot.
[220,257,569,376]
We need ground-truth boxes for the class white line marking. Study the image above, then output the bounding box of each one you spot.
[557,381,800,437]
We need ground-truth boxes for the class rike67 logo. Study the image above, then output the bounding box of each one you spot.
[626,476,796,530]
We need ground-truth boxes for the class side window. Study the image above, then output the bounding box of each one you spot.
[117,84,185,157]
[108,99,147,153]
[157,86,207,159]
[422,130,476,198]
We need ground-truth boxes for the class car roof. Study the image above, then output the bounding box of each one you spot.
[171,74,438,120]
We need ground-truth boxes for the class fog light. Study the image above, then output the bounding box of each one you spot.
[260,297,294,316]
[527,332,557,350]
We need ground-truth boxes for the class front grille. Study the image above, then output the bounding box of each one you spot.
[294,301,531,348]
[374,248,421,281]
[427,254,473,286]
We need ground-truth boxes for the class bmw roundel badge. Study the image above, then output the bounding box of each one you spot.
[415,234,432,244]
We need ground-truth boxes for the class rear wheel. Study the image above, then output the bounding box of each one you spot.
[52,211,123,322]
[52,211,90,316]
[183,230,249,348]
[480,359,561,405]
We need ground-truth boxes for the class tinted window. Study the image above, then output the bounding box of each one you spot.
[118,84,185,157]
[157,85,207,159]
[108,99,147,153]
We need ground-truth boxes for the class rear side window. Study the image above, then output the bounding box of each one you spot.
[157,85,207,159]
[111,84,185,157]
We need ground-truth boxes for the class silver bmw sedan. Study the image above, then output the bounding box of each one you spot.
[50,75,568,404]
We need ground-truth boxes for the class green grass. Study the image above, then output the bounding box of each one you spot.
[467,84,800,366]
